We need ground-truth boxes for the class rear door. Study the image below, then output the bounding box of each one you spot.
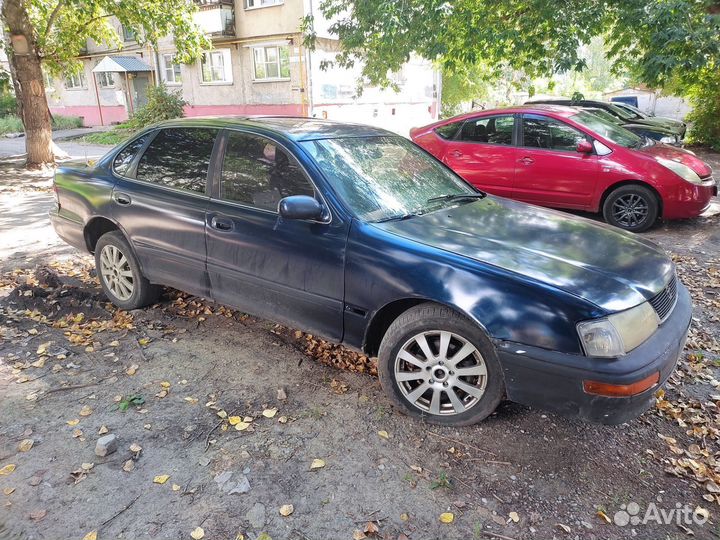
[110,127,218,297]
[205,129,347,341]
[439,114,517,198]
[514,114,599,209]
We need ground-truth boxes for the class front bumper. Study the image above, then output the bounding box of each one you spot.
[496,282,692,424]
[664,180,717,220]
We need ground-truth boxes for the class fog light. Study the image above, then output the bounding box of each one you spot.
[582,372,660,397]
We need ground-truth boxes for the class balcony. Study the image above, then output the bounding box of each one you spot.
[194,0,235,37]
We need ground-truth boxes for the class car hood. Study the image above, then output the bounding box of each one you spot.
[623,123,676,137]
[631,117,684,134]
[637,144,713,177]
[372,197,674,313]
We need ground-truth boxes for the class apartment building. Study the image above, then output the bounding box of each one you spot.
[45,0,440,135]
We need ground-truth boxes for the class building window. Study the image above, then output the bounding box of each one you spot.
[246,0,283,8]
[42,71,53,89]
[201,49,233,84]
[97,72,115,88]
[123,25,136,42]
[161,54,182,85]
[65,71,86,89]
[253,45,290,80]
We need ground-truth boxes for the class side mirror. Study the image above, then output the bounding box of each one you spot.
[278,195,325,221]
[577,140,594,153]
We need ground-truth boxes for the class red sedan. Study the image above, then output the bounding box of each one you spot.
[410,105,716,232]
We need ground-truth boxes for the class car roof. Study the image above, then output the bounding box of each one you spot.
[440,104,580,124]
[153,116,395,142]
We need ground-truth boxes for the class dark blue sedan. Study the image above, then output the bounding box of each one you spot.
[50,117,691,426]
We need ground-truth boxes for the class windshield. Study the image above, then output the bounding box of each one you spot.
[617,103,648,118]
[584,108,621,124]
[301,136,479,222]
[571,111,645,149]
[606,103,639,121]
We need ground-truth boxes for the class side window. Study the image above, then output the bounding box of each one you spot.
[220,132,315,211]
[112,136,147,177]
[135,128,218,193]
[458,115,514,145]
[434,121,462,140]
[522,115,586,152]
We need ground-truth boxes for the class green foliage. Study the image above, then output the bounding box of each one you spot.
[441,64,492,118]
[81,128,135,146]
[0,114,83,134]
[125,84,187,130]
[118,394,145,412]
[685,68,720,151]
[430,471,452,490]
[0,94,18,117]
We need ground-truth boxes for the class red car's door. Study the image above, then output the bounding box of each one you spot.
[440,114,517,198]
[514,114,599,210]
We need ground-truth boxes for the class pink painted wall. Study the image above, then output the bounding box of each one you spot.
[50,106,128,127]
[51,103,305,127]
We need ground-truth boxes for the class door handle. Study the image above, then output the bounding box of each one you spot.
[210,215,233,232]
[112,192,132,205]
[518,157,535,165]
[450,150,463,157]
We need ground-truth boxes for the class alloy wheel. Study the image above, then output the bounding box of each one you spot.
[394,330,488,416]
[99,244,134,301]
[611,193,649,228]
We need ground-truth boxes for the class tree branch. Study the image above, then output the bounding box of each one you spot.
[43,0,65,38]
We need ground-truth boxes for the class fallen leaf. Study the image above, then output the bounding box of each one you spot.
[160,381,171,389]
[122,460,135,472]
[138,338,150,346]
[310,459,325,470]
[279,504,294,516]
[597,510,611,523]
[410,465,422,473]
[190,527,205,540]
[364,521,379,534]
[79,405,93,417]
[67,418,80,426]
[172,484,181,491]
[81,463,94,471]
[29,509,47,520]
[352,531,366,540]
[228,416,241,425]
[378,430,390,439]
[557,523,571,533]
[234,421,251,431]
[36,342,50,355]
[18,439,34,452]
[126,364,139,376]
[153,474,170,484]
[216,410,228,419]
[509,511,520,523]
[278,416,288,424]
[72,429,83,438]
[83,531,97,540]
[439,512,454,524]
[109,340,119,347]
[184,397,198,405]
[3,487,15,495]
[129,443,142,453]
[400,513,409,522]
[0,464,16,475]
[262,408,278,418]
[98,425,109,435]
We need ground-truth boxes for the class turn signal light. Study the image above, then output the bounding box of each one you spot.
[582,372,660,397]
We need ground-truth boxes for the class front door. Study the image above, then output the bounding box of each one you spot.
[111,127,219,297]
[132,73,150,110]
[440,114,517,198]
[205,129,347,341]
[514,114,599,209]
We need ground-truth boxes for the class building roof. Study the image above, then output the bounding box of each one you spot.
[154,116,395,141]
[92,56,153,73]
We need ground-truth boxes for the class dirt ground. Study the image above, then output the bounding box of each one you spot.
[1,148,720,540]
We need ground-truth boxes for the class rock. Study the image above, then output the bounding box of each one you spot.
[246,502,266,529]
[95,434,117,457]
[214,471,251,495]
[277,388,287,401]
[228,475,251,494]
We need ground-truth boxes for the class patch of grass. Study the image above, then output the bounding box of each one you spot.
[430,471,452,490]
[0,114,84,135]
[81,127,135,146]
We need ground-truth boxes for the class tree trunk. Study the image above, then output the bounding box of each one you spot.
[2,0,54,167]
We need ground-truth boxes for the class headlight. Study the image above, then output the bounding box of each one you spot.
[577,302,658,357]
[659,136,676,144]
[656,157,703,184]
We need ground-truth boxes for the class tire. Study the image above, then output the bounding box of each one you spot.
[602,184,659,233]
[94,231,160,310]
[377,303,504,426]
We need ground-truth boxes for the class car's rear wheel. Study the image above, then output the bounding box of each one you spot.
[378,303,504,426]
[95,231,160,310]
[602,184,659,232]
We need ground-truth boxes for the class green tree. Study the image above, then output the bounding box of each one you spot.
[305,0,719,137]
[1,0,210,167]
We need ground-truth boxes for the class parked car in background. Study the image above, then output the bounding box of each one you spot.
[51,116,691,426]
[580,106,683,146]
[411,105,715,232]
[527,99,687,141]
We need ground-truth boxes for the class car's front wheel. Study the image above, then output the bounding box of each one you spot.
[378,303,504,426]
[95,231,160,310]
[602,184,659,232]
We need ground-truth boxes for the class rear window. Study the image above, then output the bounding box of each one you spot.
[112,136,148,177]
[434,121,462,140]
[135,128,218,194]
